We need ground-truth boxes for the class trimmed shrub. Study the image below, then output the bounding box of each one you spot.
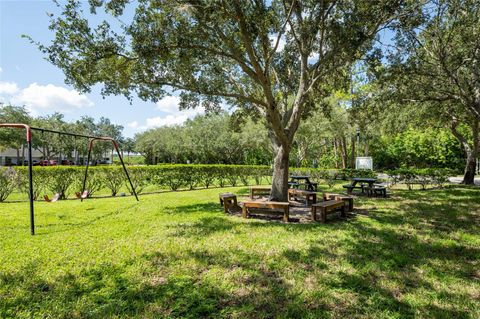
[44,167,78,199]
[386,168,454,190]
[72,168,104,197]
[0,167,21,202]
[16,167,49,200]
[124,166,149,195]
[99,166,125,196]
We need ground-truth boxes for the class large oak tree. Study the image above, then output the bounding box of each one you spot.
[34,0,415,200]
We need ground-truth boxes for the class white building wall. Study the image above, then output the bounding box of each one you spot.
[0,148,45,165]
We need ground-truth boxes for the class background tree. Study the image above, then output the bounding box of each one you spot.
[33,0,416,200]
[0,105,32,165]
[387,0,480,183]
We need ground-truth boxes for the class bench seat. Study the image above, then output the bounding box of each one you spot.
[365,185,387,198]
[288,188,317,205]
[311,200,346,223]
[324,193,353,212]
[242,201,290,222]
[219,193,239,214]
[249,186,271,199]
[343,184,365,195]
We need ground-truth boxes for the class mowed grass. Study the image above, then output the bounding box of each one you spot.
[0,184,479,318]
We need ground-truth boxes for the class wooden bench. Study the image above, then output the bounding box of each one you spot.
[249,186,271,199]
[311,200,345,223]
[219,193,238,214]
[324,193,353,212]
[342,184,365,195]
[366,185,387,198]
[242,201,290,222]
[288,188,317,205]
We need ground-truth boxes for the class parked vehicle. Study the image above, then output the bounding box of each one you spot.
[39,160,49,166]
[22,160,39,166]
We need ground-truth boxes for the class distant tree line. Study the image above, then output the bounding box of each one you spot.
[134,107,465,171]
[0,104,133,164]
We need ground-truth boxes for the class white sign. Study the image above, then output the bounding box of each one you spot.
[356,157,373,170]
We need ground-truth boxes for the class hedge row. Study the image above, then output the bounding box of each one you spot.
[0,165,273,202]
[0,165,386,202]
[386,168,454,190]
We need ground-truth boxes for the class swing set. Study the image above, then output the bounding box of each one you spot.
[0,123,139,235]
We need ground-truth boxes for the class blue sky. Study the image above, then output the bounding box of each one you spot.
[0,0,204,137]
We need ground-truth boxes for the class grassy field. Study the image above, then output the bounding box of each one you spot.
[0,183,479,318]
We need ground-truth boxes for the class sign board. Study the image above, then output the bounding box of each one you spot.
[355,157,373,170]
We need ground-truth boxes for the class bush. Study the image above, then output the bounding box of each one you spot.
[16,167,49,200]
[99,166,125,196]
[124,166,149,195]
[8,164,274,198]
[0,167,21,202]
[72,168,103,197]
[386,168,454,190]
[44,167,79,199]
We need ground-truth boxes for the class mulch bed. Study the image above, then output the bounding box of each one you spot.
[227,195,359,224]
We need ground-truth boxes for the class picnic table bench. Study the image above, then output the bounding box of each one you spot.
[311,200,346,223]
[249,186,271,199]
[365,184,387,198]
[242,201,290,222]
[288,188,317,205]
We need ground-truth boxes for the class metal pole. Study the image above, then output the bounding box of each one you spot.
[81,139,93,202]
[114,141,139,201]
[27,138,35,235]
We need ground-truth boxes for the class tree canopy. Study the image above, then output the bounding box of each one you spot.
[33,0,419,199]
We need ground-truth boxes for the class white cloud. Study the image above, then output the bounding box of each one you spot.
[0,67,3,73]
[144,114,191,129]
[127,120,139,128]
[0,81,20,95]
[133,95,205,130]
[10,83,93,114]
[155,95,181,113]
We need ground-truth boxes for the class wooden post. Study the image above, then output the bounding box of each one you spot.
[242,205,249,219]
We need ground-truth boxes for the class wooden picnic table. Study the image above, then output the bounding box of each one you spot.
[289,175,317,191]
[344,177,377,195]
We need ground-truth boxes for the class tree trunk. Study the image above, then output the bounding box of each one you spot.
[340,136,347,169]
[462,120,479,184]
[350,136,356,168]
[16,148,20,166]
[364,138,369,156]
[333,138,339,169]
[451,118,479,185]
[270,143,290,201]
[462,149,477,184]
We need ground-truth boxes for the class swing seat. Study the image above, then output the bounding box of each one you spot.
[75,191,89,199]
[44,193,60,202]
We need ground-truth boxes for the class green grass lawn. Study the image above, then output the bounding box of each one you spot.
[1,184,479,318]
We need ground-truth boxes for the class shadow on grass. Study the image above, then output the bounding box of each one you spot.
[2,186,478,318]
[0,248,314,318]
